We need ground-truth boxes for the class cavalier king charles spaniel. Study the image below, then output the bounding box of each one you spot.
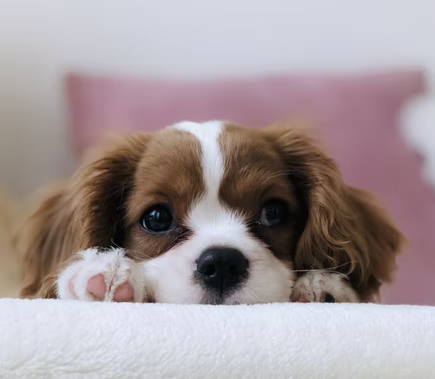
[19,121,403,304]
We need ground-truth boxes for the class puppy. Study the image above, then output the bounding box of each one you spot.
[19,121,403,304]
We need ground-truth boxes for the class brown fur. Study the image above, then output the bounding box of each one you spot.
[20,134,150,297]
[20,129,204,298]
[219,125,304,262]
[123,128,204,260]
[19,123,403,301]
[263,124,403,300]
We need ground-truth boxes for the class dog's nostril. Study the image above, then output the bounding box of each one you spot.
[196,253,217,278]
[196,247,249,294]
[201,262,216,277]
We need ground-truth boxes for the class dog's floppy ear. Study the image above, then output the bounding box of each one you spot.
[264,125,403,300]
[19,134,150,297]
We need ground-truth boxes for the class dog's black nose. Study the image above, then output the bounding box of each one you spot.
[196,247,249,294]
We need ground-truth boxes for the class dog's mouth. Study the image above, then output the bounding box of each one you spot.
[200,288,243,305]
[200,294,240,305]
[201,294,225,305]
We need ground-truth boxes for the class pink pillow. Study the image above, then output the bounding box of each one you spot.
[66,71,434,305]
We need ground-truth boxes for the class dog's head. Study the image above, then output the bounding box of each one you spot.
[21,121,403,303]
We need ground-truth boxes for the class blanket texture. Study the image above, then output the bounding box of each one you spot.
[0,299,434,378]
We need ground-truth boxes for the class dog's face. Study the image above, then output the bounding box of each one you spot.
[21,121,403,302]
[125,121,303,304]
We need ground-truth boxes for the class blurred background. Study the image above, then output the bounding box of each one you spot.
[0,1,434,303]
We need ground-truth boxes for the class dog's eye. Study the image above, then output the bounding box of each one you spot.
[140,205,174,233]
[259,200,288,227]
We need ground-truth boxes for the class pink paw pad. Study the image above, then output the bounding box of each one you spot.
[113,281,134,302]
[87,274,134,302]
[87,274,106,300]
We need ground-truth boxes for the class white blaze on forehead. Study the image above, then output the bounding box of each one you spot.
[172,120,231,228]
[172,120,224,190]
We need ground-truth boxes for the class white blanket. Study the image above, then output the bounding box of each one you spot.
[0,299,434,378]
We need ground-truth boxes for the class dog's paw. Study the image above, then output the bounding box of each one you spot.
[291,270,359,303]
[56,248,146,302]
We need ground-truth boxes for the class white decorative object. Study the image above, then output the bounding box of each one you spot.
[402,96,435,187]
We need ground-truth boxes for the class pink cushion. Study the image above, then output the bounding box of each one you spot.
[66,71,434,305]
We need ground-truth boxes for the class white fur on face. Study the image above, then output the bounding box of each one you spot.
[142,121,295,304]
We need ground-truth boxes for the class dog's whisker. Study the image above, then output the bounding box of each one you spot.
[292,261,356,276]
[109,238,122,249]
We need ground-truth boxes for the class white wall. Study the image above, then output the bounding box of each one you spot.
[1,0,434,194]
